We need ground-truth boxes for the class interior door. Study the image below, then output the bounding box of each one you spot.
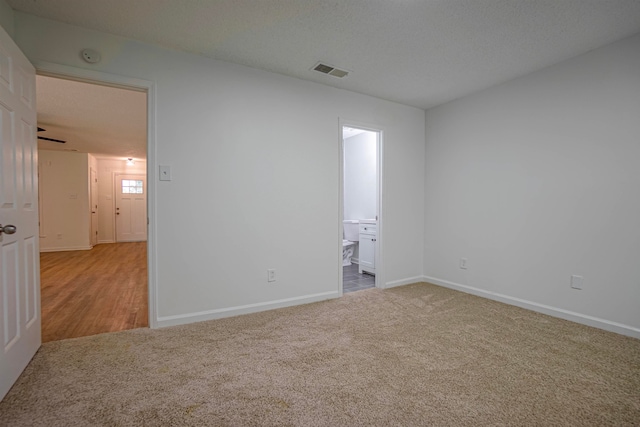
[0,26,41,400]
[90,167,98,246]
[115,174,147,242]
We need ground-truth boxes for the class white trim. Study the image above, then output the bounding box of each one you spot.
[33,61,159,329]
[109,171,116,242]
[383,276,424,289]
[157,291,341,328]
[97,239,115,244]
[337,120,345,297]
[34,62,150,92]
[40,245,92,252]
[89,166,98,247]
[146,73,158,329]
[339,119,385,291]
[423,275,640,339]
[376,129,384,289]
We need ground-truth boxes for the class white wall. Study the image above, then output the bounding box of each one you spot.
[13,13,425,324]
[96,157,146,243]
[344,131,377,221]
[38,150,91,251]
[424,33,640,335]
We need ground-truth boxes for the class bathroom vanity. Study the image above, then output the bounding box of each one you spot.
[358,219,377,275]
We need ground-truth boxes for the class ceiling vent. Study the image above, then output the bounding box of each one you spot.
[312,62,349,78]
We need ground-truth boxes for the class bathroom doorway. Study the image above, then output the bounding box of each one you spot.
[340,124,381,293]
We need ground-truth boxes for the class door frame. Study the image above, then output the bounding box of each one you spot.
[338,119,384,293]
[34,61,158,328]
[90,166,98,247]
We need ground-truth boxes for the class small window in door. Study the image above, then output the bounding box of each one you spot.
[122,179,144,194]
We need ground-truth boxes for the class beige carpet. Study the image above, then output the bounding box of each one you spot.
[1,283,639,426]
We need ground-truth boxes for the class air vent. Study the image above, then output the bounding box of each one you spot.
[312,62,350,78]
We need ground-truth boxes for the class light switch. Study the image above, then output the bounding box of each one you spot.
[159,165,171,181]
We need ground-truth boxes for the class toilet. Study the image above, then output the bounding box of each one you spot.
[342,220,359,266]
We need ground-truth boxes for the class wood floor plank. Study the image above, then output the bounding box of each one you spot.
[40,242,148,342]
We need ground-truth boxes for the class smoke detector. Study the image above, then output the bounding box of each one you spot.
[81,49,101,64]
[311,62,350,78]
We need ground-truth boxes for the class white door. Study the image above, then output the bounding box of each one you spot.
[90,167,98,246]
[359,235,376,273]
[0,26,41,400]
[116,174,147,242]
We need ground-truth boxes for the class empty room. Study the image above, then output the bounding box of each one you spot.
[0,1,639,425]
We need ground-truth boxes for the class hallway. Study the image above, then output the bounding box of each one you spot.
[40,242,148,342]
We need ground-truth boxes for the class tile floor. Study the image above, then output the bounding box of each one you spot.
[343,262,375,293]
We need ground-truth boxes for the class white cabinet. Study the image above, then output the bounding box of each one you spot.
[359,221,376,275]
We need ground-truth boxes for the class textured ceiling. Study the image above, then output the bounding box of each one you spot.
[36,76,146,159]
[8,0,640,110]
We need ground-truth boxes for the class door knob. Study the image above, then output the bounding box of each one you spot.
[0,224,17,235]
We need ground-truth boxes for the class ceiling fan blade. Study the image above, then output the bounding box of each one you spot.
[38,136,66,143]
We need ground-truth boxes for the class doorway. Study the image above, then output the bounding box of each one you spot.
[36,72,150,341]
[340,124,382,293]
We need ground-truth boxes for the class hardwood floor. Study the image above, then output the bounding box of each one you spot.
[40,242,148,343]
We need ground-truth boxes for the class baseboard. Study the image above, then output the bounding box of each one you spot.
[156,291,341,328]
[384,276,424,289]
[422,276,640,339]
[40,245,92,253]
[98,239,115,244]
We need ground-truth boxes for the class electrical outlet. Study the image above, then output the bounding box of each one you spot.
[571,275,583,290]
[459,258,468,269]
[267,269,276,282]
